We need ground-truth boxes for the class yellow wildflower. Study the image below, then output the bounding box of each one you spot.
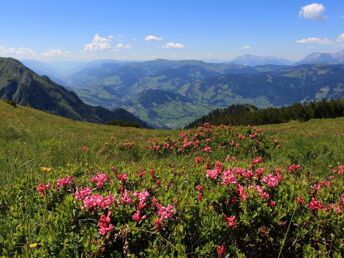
[29,243,38,248]
[40,167,52,172]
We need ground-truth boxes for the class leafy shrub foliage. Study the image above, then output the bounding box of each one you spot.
[0,124,343,257]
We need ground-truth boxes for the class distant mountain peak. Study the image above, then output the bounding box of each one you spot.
[298,49,344,65]
[231,54,292,66]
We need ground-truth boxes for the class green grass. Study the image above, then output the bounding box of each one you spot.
[0,100,343,257]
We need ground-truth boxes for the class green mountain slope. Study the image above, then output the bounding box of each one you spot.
[0,58,151,128]
[64,60,344,129]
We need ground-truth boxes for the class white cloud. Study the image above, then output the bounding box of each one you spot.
[162,42,185,49]
[116,43,131,49]
[296,37,333,45]
[83,34,112,51]
[337,33,344,42]
[0,46,35,56]
[145,35,164,41]
[299,3,326,21]
[41,49,71,57]
[241,45,251,50]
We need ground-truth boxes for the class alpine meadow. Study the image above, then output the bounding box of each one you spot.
[0,1,344,257]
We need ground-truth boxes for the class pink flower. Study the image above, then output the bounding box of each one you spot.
[36,183,52,195]
[120,190,132,205]
[252,157,263,165]
[296,196,304,204]
[309,198,327,211]
[237,184,249,200]
[287,164,301,173]
[224,215,237,227]
[157,204,174,221]
[91,172,109,188]
[340,194,344,208]
[74,187,92,200]
[98,211,113,235]
[217,245,226,258]
[196,185,204,192]
[56,176,72,190]
[261,174,281,188]
[333,165,344,174]
[221,170,237,186]
[116,173,128,184]
[81,146,89,151]
[82,194,115,210]
[313,184,321,190]
[132,210,147,221]
[268,200,276,207]
[137,170,146,177]
[206,169,221,179]
[134,190,150,202]
[197,193,203,200]
[203,146,212,152]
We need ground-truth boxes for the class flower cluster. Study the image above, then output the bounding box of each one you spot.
[91,172,109,188]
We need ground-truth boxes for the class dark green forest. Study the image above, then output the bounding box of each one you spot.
[186,98,344,128]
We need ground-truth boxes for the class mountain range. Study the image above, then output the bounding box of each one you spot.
[10,49,344,129]
[0,58,151,128]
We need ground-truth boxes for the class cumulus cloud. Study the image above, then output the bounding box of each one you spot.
[116,43,131,49]
[241,45,251,50]
[337,33,344,42]
[41,49,71,57]
[83,34,112,51]
[0,46,35,56]
[296,37,333,45]
[145,35,164,41]
[162,42,185,49]
[299,3,326,21]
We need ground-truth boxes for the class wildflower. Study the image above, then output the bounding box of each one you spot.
[40,167,52,172]
[120,190,133,205]
[196,185,203,192]
[82,194,115,210]
[203,146,212,152]
[74,187,92,200]
[157,204,174,221]
[91,172,109,188]
[98,221,114,235]
[252,157,263,165]
[206,169,221,179]
[217,245,226,258]
[261,174,281,188]
[287,164,301,173]
[237,184,249,200]
[296,196,304,204]
[134,190,150,201]
[29,243,38,248]
[81,146,89,151]
[132,210,147,221]
[137,170,146,177]
[36,183,52,195]
[313,184,321,190]
[56,176,72,190]
[340,194,344,208]
[221,170,237,186]
[224,215,237,227]
[197,193,203,200]
[116,173,128,184]
[268,200,276,208]
[309,198,327,211]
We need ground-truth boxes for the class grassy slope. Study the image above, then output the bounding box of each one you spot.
[0,100,176,187]
[1,99,343,187]
[0,100,343,256]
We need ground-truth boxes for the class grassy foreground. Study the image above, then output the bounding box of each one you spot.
[0,100,343,257]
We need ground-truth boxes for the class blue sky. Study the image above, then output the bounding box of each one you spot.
[0,0,343,61]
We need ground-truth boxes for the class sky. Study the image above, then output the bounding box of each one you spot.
[0,0,343,62]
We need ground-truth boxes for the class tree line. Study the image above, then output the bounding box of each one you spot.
[186,98,344,128]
